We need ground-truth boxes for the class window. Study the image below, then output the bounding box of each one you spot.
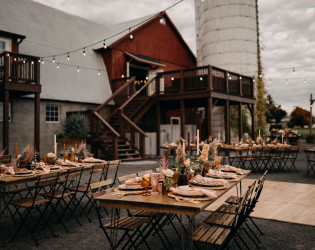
[0,41,5,53]
[0,102,11,122]
[46,105,60,123]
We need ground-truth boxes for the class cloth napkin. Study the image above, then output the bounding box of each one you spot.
[82,157,106,163]
[0,164,15,175]
[207,169,237,179]
[36,162,50,173]
[239,144,249,148]
[221,165,244,174]
[56,159,80,167]
[170,185,217,199]
[124,177,142,185]
[194,175,228,186]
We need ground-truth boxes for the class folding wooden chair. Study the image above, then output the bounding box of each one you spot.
[305,149,315,176]
[106,160,120,185]
[283,146,299,172]
[40,167,84,232]
[192,182,255,249]
[9,172,60,246]
[239,147,257,171]
[93,189,150,249]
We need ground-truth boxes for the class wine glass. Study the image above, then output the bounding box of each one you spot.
[142,176,151,196]
[214,156,222,168]
[150,173,160,194]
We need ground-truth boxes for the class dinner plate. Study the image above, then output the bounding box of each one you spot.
[171,192,206,198]
[206,174,236,179]
[15,169,33,175]
[220,168,245,175]
[119,184,144,191]
[50,165,61,170]
[190,180,223,187]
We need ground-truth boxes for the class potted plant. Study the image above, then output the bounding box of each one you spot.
[57,114,88,147]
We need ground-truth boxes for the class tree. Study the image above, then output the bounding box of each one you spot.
[230,106,251,138]
[265,94,287,124]
[288,107,313,128]
[254,0,268,137]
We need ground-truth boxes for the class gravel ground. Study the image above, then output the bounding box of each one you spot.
[3,140,315,249]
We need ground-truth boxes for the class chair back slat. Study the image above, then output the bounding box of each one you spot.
[0,155,11,163]
[117,173,137,184]
[90,179,114,190]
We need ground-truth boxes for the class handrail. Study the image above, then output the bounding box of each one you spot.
[118,76,156,111]
[96,76,135,112]
[92,111,120,137]
[120,112,147,137]
[1,51,40,60]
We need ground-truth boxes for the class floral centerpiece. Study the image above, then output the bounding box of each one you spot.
[17,144,34,169]
[159,151,169,179]
[174,144,190,175]
[162,169,174,192]
[46,152,57,165]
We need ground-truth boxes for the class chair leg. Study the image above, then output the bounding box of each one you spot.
[249,216,264,235]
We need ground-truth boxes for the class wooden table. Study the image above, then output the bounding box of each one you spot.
[0,162,104,247]
[94,170,250,249]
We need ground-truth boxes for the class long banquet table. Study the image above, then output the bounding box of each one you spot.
[94,170,250,249]
[0,162,104,247]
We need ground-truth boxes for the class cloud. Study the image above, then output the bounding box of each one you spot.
[32,0,314,115]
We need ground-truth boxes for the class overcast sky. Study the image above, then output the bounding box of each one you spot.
[32,0,315,115]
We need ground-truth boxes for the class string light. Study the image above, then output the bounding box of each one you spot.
[41,59,44,64]
[228,76,232,80]
[171,76,174,81]
[239,76,242,80]
[98,69,101,75]
[53,56,55,63]
[67,53,70,61]
[304,77,307,84]
[145,76,148,80]
[57,62,60,69]
[77,66,80,72]
[103,40,107,49]
[31,61,34,65]
[292,67,295,72]
[38,58,41,63]
[121,74,124,78]
[83,48,86,56]
[285,78,288,84]
[259,74,262,78]
[269,79,271,84]
[129,28,133,40]
[200,76,203,81]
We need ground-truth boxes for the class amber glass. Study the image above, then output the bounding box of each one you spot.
[214,156,222,168]
[142,176,151,196]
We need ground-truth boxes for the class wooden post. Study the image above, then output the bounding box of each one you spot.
[239,76,243,96]
[140,135,145,158]
[310,94,314,136]
[225,100,231,144]
[207,97,212,136]
[251,104,255,139]
[156,74,160,96]
[34,93,40,154]
[113,136,118,160]
[225,71,229,93]
[156,102,161,156]
[3,90,9,154]
[207,65,213,91]
[180,100,185,138]
[238,102,243,141]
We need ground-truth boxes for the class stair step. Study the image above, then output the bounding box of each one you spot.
[118,148,133,152]
[120,157,144,162]
[118,153,140,157]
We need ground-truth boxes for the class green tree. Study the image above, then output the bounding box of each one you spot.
[254,0,268,137]
[288,107,313,128]
[230,106,251,137]
[265,95,287,124]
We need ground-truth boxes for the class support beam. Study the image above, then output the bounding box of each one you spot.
[3,90,9,154]
[156,102,161,156]
[238,102,243,141]
[225,100,231,144]
[180,100,185,138]
[34,93,40,155]
[207,97,212,136]
[251,104,255,139]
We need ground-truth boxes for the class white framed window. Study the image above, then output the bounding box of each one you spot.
[0,102,11,122]
[46,105,60,123]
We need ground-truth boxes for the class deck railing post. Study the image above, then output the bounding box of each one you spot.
[180,69,184,93]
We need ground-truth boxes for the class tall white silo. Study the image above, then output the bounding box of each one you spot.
[195,0,258,76]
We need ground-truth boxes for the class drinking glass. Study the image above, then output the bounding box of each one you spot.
[150,173,160,194]
[214,156,222,168]
[142,176,151,196]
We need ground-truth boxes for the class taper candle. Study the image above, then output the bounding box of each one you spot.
[187,132,190,151]
[15,143,18,158]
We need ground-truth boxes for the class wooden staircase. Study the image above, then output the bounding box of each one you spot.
[88,76,157,161]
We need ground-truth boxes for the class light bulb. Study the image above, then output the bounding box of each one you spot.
[129,28,133,40]
[239,76,242,80]
[53,56,55,63]
[67,53,70,61]
[83,48,86,56]
[146,76,148,80]
[200,77,203,81]
[57,63,60,69]
[77,66,80,72]
[31,61,34,65]
[171,76,174,81]
[304,78,307,84]
[103,40,107,49]
[121,74,124,78]
[98,69,101,76]
[41,60,44,64]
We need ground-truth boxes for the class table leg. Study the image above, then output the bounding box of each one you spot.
[0,185,8,248]
[180,214,184,249]
[188,215,195,250]
[109,207,120,250]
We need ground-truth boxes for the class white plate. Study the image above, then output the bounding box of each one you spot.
[191,180,222,187]
[119,184,144,190]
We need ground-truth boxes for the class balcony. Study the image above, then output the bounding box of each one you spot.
[0,51,41,96]
[155,66,255,101]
